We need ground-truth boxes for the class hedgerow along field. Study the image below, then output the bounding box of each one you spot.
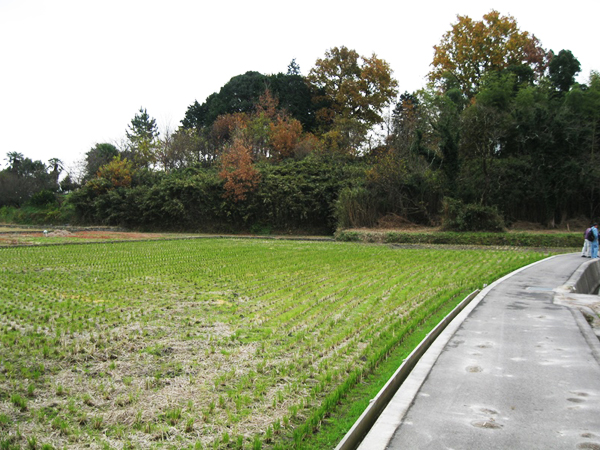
[0,239,552,449]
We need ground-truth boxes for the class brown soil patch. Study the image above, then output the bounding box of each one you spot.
[46,229,73,237]
[374,214,427,230]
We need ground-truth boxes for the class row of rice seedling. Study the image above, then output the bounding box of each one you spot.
[0,239,551,449]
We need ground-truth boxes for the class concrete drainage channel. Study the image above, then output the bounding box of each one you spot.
[554,258,600,346]
[336,257,600,450]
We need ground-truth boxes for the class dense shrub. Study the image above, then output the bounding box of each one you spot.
[68,155,367,233]
[334,187,378,228]
[334,229,581,248]
[441,198,505,232]
[0,203,74,225]
[249,155,367,232]
[26,190,58,207]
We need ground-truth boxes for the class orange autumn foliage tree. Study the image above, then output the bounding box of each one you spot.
[255,89,278,120]
[218,136,261,202]
[211,89,318,161]
[254,89,319,159]
[269,116,303,159]
[211,113,249,145]
[248,89,283,158]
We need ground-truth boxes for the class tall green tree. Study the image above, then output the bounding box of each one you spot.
[47,158,63,186]
[125,107,159,168]
[390,92,425,157]
[460,102,512,204]
[84,143,120,181]
[549,49,581,93]
[5,152,24,173]
[287,59,301,76]
[429,88,465,193]
[564,71,600,218]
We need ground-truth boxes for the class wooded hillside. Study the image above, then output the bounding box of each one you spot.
[2,11,598,233]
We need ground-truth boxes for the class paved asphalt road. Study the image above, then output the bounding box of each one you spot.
[359,253,600,450]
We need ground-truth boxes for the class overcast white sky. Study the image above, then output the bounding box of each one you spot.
[1,0,598,174]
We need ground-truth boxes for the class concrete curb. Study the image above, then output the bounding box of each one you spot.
[339,255,567,450]
[334,289,480,450]
[557,256,600,294]
[570,308,600,364]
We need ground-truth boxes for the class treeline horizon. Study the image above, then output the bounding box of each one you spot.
[1,10,599,233]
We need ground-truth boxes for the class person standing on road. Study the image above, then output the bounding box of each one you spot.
[592,223,599,259]
[582,225,593,257]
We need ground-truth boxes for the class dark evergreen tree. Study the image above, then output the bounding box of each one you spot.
[287,58,301,75]
[125,108,159,168]
[181,71,318,132]
[84,143,120,181]
[126,107,159,143]
[549,49,581,93]
[0,153,57,207]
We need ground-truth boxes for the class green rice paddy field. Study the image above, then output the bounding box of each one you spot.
[0,239,553,449]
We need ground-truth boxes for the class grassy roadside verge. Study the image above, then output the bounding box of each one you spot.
[335,229,581,249]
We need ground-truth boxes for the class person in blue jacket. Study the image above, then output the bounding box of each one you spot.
[592,223,599,259]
